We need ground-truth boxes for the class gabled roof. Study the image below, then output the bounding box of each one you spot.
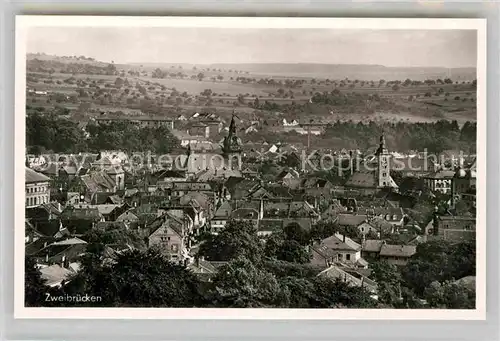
[80,172,116,192]
[116,210,140,222]
[51,237,87,246]
[317,265,377,293]
[379,244,417,258]
[320,234,361,252]
[344,170,377,188]
[337,214,368,227]
[60,206,103,221]
[367,216,394,233]
[148,213,184,237]
[78,204,121,216]
[361,239,384,253]
[231,208,259,219]
[25,167,50,183]
[39,264,75,287]
[214,201,232,218]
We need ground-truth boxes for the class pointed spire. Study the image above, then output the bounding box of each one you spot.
[228,113,237,135]
[376,133,388,155]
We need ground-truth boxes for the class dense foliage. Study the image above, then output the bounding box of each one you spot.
[26,112,180,154]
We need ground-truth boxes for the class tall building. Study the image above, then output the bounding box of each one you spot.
[451,159,476,208]
[375,134,392,188]
[25,167,51,208]
[344,134,398,194]
[221,115,243,169]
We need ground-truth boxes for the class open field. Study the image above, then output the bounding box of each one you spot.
[26,55,477,130]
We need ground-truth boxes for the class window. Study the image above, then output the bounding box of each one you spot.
[382,172,387,177]
[346,254,351,261]
[338,254,343,261]
[171,244,179,252]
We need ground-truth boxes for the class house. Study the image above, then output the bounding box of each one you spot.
[90,157,125,191]
[33,237,88,265]
[317,265,377,294]
[79,171,117,196]
[451,160,477,208]
[337,213,368,229]
[424,169,455,194]
[357,207,405,228]
[379,244,417,266]
[39,263,79,287]
[115,210,140,228]
[311,233,367,269]
[148,213,187,263]
[95,116,174,129]
[428,215,476,242]
[357,216,396,237]
[25,168,51,208]
[361,240,385,260]
[25,219,47,245]
[77,204,128,222]
[210,201,232,234]
[187,257,219,282]
[60,206,104,234]
[361,240,417,266]
[26,202,62,223]
[344,135,398,193]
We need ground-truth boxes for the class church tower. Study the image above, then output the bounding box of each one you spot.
[222,115,243,169]
[376,134,391,188]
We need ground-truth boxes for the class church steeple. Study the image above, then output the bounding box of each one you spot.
[376,134,391,188]
[222,114,242,157]
[228,114,237,136]
[376,133,388,156]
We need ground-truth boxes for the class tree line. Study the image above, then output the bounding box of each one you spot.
[26,112,180,155]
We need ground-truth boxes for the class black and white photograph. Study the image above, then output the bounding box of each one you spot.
[15,16,486,319]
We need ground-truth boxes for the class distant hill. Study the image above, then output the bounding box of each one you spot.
[29,54,476,82]
[134,62,476,81]
[27,53,111,67]
[207,63,477,81]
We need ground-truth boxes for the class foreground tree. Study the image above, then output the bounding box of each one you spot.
[423,280,475,309]
[209,257,289,308]
[73,249,203,307]
[25,257,48,307]
[198,220,263,263]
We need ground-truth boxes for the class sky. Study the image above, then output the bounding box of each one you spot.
[27,27,477,68]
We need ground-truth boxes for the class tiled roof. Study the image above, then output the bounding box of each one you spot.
[361,240,384,253]
[344,170,377,188]
[367,217,394,233]
[337,214,368,227]
[258,219,283,232]
[80,172,116,192]
[25,167,50,183]
[379,244,416,257]
[321,234,361,252]
[51,237,87,246]
[317,265,377,293]
[60,206,103,221]
[214,201,232,218]
[39,264,74,286]
[231,208,259,219]
[78,204,120,216]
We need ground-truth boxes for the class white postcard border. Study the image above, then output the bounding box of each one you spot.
[14,16,487,320]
